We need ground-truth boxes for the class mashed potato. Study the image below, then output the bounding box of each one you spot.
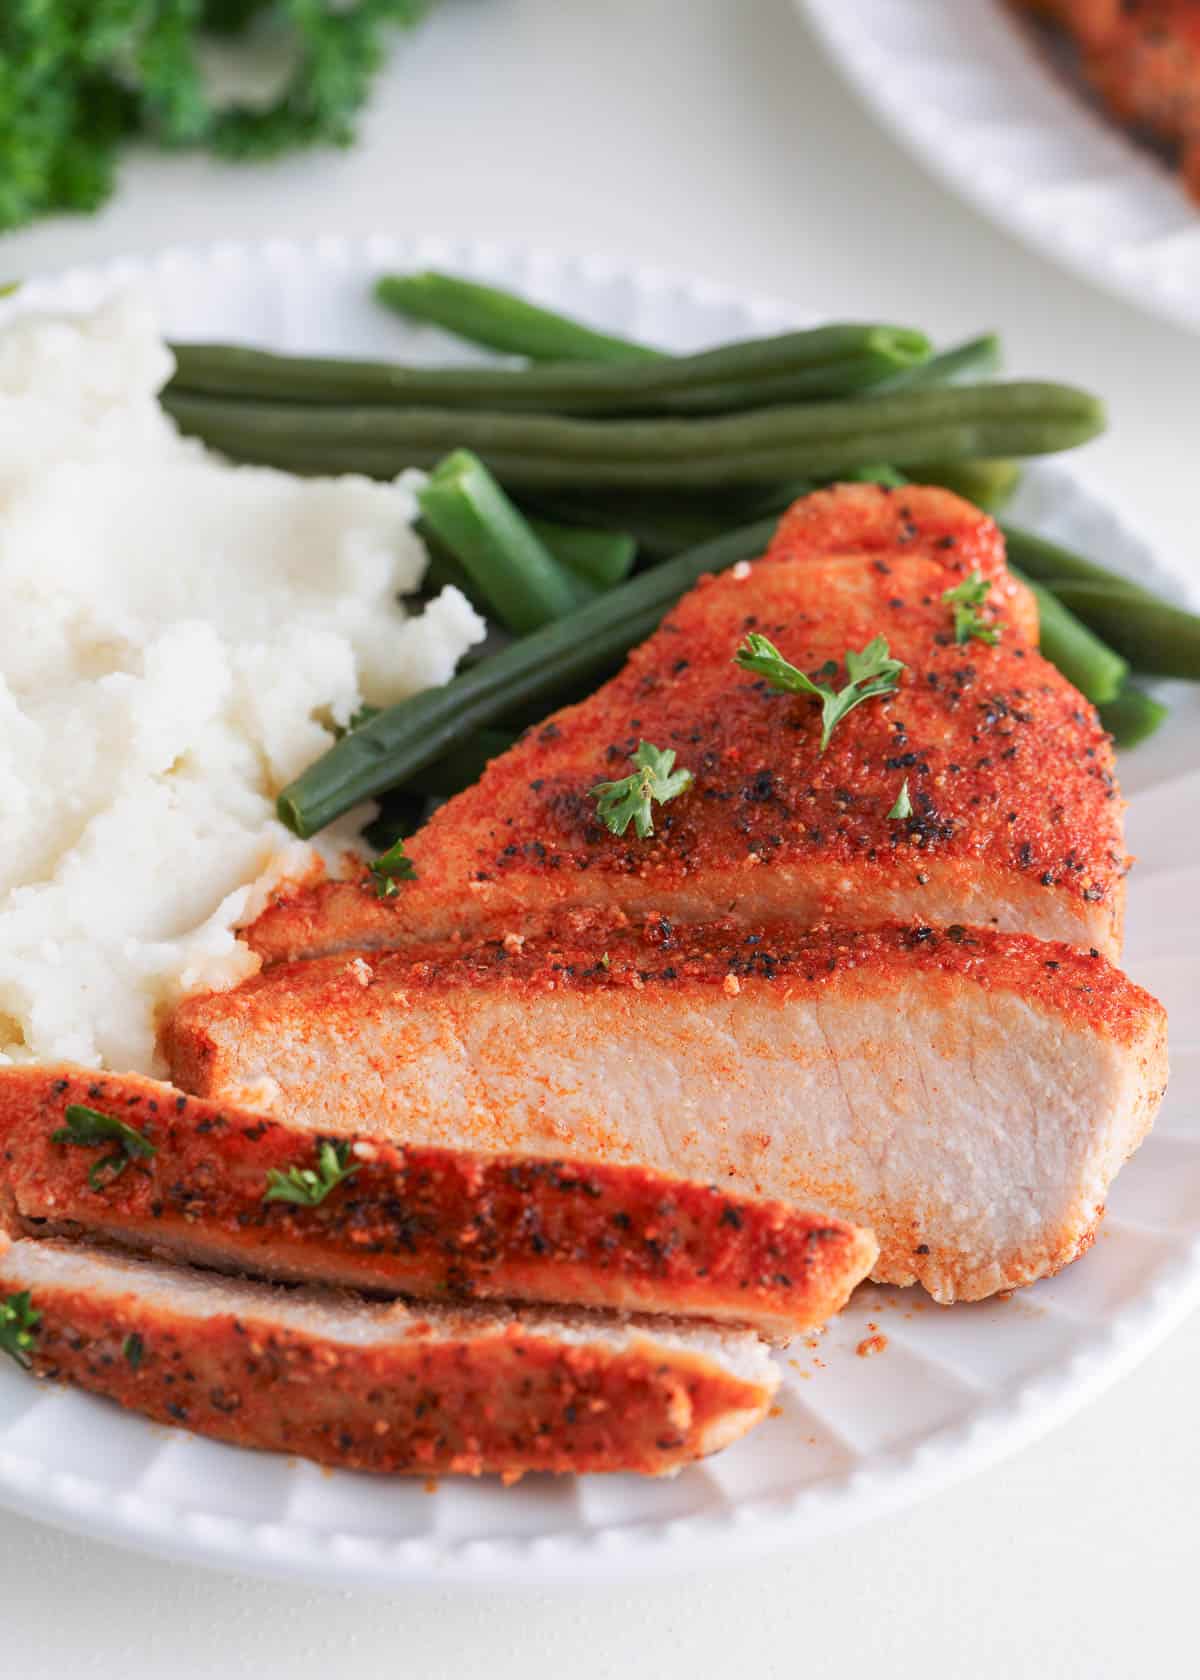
[0,296,486,1073]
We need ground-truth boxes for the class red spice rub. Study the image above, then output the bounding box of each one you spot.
[0,1067,876,1338]
[0,1239,776,1478]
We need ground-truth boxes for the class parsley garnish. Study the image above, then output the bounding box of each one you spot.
[0,1292,40,1371]
[123,1333,144,1371]
[51,1104,156,1191]
[589,741,693,839]
[888,779,913,820]
[264,1139,359,1208]
[735,632,906,751]
[942,571,1000,645]
[368,837,417,898]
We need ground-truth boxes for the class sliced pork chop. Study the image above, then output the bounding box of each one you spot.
[0,1235,776,1477]
[169,917,1168,1304]
[0,1067,875,1337]
[249,485,1125,966]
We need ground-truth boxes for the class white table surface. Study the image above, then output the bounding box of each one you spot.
[2,2,1197,1673]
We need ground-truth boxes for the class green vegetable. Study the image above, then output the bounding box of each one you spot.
[264,1139,359,1208]
[1099,684,1169,749]
[734,631,906,751]
[888,780,913,820]
[527,518,637,588]
[589,741,693,838]
[0,2,441,234]
[1041,583,1200,680]
[0,1292,40,1371]
[999,524,1156,599]
[1020,576,1128,705]
[123,1333,145,1371]
[164,379,1105,490]
[278,518,777,837]
[167,322,934,417]
[376,272,663,365]
[943,571,1000,646]
[411,729,517,798]
[910,458,1022,513]
[418,450,579,633]
[51,1103,157,1191]
[368,837,417,897]
[876,333,1002,391]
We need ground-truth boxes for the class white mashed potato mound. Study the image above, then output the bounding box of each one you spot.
[0,296,486,1074]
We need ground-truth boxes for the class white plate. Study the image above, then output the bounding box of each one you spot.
[1,237,1198,1587]
[797,0,1200,335]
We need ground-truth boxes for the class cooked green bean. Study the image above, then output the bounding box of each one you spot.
[528,517,636,587]
[409,728,518,797]
[166,380,1105,492]
[277,518,777,836]
[1039,581,1200,679]
[909,458,1022,512]
[876,333,1001,391]
[1098,684,1169,749]
[375,271,663,365]
[999,524,1155,599]
[417,451,579,633]
[1015,573,1128,704]
[168,323,931,417]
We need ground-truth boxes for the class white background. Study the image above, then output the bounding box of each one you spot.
[2,2,1197,1674]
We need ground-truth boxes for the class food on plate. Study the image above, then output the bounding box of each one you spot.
[0,282,1180,1485]
[250,485,1128,965]
[0,1236,776,1477]
[1015,1,1200,201]
[0,1068,877,1336]
[0,297,483,1073]
[169,918,1166,1305]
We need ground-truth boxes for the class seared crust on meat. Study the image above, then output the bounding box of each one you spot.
[169,917,1169,1303]
[248,485,1125,966]
[0,1067,875,1337]
[0,1236,777,1477]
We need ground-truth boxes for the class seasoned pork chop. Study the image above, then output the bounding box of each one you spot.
[249,486,1125,966]
[0,1067,875,1337]
[0,1235,777,1477]
[169,918,1167,1303]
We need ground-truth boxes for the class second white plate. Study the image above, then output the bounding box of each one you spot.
[798,0,1200,335]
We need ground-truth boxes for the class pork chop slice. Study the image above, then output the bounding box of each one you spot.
[248,485,1125,966]
[0,1066,875,1338]
[169,917,1167,1304]
[0,1235,777,1477]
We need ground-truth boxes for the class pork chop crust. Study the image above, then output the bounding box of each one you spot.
[248,485,1125,966]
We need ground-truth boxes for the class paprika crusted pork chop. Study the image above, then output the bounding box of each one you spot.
[169,919,1167,1304]
[248,485,1127,967]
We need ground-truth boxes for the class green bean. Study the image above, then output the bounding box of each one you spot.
[166,379,1105,492]
[999,524,1155,599]
[528,517,636,587]
[416,451,578,633]
[1015,573,1128,704]
[375,271,663,365]
[909,459,1022,512]
[1098,685,1169,749]
[277,518,777,836]
[168,323,931,417]
[409,728,518,797]
[1038,582,1200,679]
[875,333,1002,391]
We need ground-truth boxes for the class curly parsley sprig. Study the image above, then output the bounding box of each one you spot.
[51,1104,157,1191]
[0,1292,41,1371]
[368,837,417,898]
[943,571,1000,645]
[264,1139,360,1208]
[589,741,693,839]
[735,632,906,751]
